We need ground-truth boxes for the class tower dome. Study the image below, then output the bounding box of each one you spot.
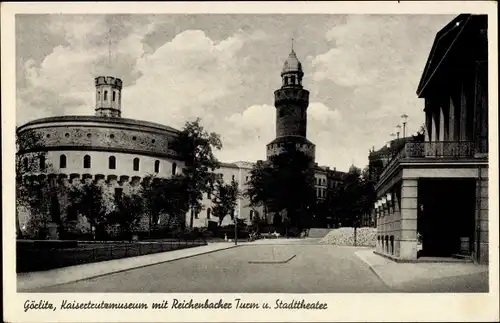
[281,49,303,76]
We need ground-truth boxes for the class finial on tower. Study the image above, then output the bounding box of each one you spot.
[107,27,112,71]
[291,38,294,52]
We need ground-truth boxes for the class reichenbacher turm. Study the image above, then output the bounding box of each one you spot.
[266,47,316,161]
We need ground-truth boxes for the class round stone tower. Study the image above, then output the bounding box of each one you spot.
[95,76,123,118]
[267,47,315,160]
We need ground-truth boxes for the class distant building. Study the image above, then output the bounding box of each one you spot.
[373,14,488,263]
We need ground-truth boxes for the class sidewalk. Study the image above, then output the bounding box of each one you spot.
[355,249,489,292]
[18,242,237,291]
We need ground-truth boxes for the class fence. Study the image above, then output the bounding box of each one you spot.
[16,239,207,272]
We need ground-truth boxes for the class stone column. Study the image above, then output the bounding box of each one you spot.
[399,178,418,260]
[449,97,456,141]
[439,106,445,142]
[475,168,489,264]
[393,188,402,257]
[460,82,468,141]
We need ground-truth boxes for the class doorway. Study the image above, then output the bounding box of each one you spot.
[417,178,476,258]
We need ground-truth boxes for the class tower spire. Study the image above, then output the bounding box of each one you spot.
[107,27,112,71]
[291,38,294,52]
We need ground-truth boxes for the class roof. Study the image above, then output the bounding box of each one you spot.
[416,14,487,97]
[281,49,303,75]
[16,115,180,134]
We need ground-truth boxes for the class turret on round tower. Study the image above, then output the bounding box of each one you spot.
[95,76,123,118]
[267,45,315,161]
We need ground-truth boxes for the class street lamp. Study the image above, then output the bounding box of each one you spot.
[395,124,402,140]
[401,114,409,138]
[386,192,392,213]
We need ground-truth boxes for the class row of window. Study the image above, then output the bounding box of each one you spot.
[315,177,327,186]
[316,188,327,199]
[282,75,300,86]
[97,90,120,102]
[24,155,177,175]
[49,132,158,144]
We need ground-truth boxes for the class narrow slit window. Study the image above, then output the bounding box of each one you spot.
[60,155,67,168]
[109,156,116,169]
[83,155,91,169]
[133,158,140,171]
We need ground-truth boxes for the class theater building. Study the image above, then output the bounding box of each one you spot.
[374,14,489,263]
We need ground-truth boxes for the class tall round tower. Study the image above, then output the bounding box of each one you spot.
[95,76,123,118]
[266,47,315,160]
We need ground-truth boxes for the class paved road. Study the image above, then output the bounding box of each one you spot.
[29,244,392,293]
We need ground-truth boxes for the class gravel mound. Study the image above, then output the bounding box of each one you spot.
[319,227,377,247]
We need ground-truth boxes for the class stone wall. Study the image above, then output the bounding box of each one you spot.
[18,124,178,158]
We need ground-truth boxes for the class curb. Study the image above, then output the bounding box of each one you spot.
[354,250,395,289]
[18,244,240,291]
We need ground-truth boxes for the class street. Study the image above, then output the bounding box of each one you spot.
[28,243,392,293]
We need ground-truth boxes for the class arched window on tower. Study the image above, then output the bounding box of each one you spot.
[172,162,177,175]
[291,75,296,85]
[104,91,108,101]
[112,91,116,102]
[83,155,91,169]
[154,160,160,173]
[60,155,67,168]
[207,208,211,219]
[109,156,116,169]
[39,155,46,170]
[133,158,140,171]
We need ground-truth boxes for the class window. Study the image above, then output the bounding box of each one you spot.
[112,91,116,101]
[133,158,140,171]
[250,210,254,221]
[104,91,108,100]
[172,162,177,175]
[246,176,249,182]
[232,175,235,181]
[83,155,91,169]
[39,156,45,170]
[60,155,67,168]
[291,75,296,85]
[207,208,211,219]
[154,160,160,173]
[23,157,28,170]
[109,156,116,169]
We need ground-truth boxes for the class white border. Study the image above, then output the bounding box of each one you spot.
[2,2,499,322]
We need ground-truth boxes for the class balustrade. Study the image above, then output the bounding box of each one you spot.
[378,141,481,182]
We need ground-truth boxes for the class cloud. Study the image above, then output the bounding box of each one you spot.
[16,14,454,171]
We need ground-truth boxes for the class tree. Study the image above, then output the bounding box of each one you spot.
[246,143,315,231]
[170,118,222,228]
[115,189,144,239]
[141,174,191,232]
[73,182,107,240]
[15,130,60,238]
[211,178,240,227]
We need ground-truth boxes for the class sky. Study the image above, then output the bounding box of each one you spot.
[15,14,455,171]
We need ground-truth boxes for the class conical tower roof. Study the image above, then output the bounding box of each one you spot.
[281,49,303,75]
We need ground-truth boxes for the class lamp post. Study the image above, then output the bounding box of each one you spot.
[401,114,408,138]
[386,192,392,215]
[395,124,402,140]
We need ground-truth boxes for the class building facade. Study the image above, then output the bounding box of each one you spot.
[373,14,489,263]
[16,76,262,236]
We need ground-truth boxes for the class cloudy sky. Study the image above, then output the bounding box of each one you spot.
[16,14,455,171]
